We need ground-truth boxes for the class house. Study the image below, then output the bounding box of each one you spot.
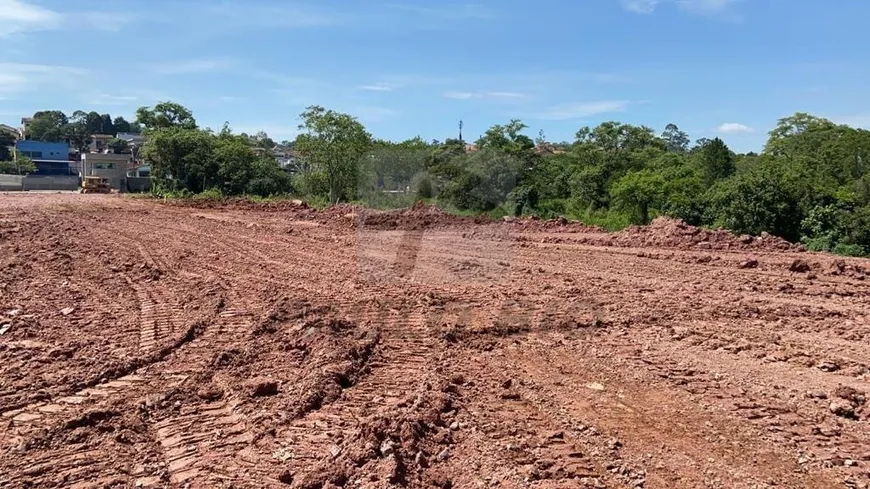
[0,124,19,140]
[14,140,74,175]
[81,153,131,190]
[89,134,115,153]
[534,143,566,155]
[20,118,32,139]
[116,132,146,146]
[273,146,298,171]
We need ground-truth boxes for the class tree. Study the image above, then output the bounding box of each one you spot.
[0,130,15,161]
[661,123,690,153]
[610,169,665,224]
[476,119,535,156]
[246,158,293,197]
[140,127,215,193]
[705,157,811,241]
[251,130,276,150]
[85,111,103,134]
[295,105,372,204]
[214,130,258,195]
[100,114,115,135]
[108,137,129,154]
[698,137,734,186]
[439,149,522,212]
[765,113,837,157]
[64,111,92,153]
[113,116,132,134]
[0,151,35,175]
[27,111,68,141]
[136,102,197,132]
[129,121,143,133]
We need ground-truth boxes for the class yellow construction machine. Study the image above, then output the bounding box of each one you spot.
[80,176,111,194]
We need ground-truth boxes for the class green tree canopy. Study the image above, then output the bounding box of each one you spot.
[136,102,197,132]
[295,105,372,204]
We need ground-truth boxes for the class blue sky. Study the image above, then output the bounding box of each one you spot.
[2,0,869,152]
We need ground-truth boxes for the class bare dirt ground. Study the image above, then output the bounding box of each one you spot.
[2,193,870,489]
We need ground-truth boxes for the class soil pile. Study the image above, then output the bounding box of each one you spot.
[613,216,798,251]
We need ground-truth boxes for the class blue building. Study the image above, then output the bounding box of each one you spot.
[14,140,73,175]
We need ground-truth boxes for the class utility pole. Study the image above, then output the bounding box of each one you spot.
[458,120,463,143]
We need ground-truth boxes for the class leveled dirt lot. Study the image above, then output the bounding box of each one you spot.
[2,193,870,489]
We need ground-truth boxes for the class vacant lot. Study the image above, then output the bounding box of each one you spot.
[1,193,869,489]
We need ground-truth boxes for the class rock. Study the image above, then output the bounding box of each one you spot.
[500,379,512,389]
[290,199,304,206]
[807,272,818,280]
[586,382,606,392]
[790,259,811,273]
[845,459,858,467]
[739,235,754,244]
[415,451,428,467]
[696,241,712,250]
[380,439,395,457]
[436,448,450,462]
[329,444,341,459]
[834,386,866,405]
[830,400,857,419]
[278,471,294,485]
[806,391,828,400]
[502,216,516,223]
[739,258,759,269]
[449,421,460,430]
[697,255,713,264]
[831,260,847,275]
[817,361,841,372]
[60,307,75,316]
[247,378,279,397]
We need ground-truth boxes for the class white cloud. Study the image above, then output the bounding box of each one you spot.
[622,0,739,15]
[717,122,754,134]
[0,63,88,93]
[0,0,63,36]
[622,0,659,14]
[79,11,138,32]
[534,100,630,120]
[204,3,345,28]
[151,58,235,76]
[384,3,494,20]
[443,91,526,101]
[86,93,139,106]
[0,1,136,37]
[358,82,399,92]
[678,0,739,14]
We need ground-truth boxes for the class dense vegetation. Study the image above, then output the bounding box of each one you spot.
[5,102,870,256]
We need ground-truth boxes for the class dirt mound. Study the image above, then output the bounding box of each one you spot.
[612,217,798,251]
[355,202,487,230]
[507,215,607,234]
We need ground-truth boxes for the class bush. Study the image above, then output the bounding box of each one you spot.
[194,188,224,201]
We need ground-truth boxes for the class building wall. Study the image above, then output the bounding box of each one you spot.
[0,175,24,191]
[15,140,70,161]
[22,175,80,191]
[82,153,130,191]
